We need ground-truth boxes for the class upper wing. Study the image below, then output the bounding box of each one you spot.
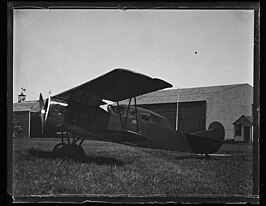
[54,68,172,105]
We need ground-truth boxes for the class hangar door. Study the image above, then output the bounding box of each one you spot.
[178,101,206,133]
[137,103,177,129]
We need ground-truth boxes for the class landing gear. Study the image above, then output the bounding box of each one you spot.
[63,144,85,159]
[52,142,67,157]
[52,137,85,159]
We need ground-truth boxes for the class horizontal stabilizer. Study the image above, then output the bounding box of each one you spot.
[186,121,225,154]
[190,121,225,142]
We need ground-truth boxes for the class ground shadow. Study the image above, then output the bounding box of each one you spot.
[28,148,126,166]
[172,153,238,161]
[173,155,224,161]
[143,150,233,161]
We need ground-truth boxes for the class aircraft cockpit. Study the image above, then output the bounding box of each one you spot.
[107,104,172,129]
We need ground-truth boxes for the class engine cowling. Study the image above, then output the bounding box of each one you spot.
[39,94,68,136]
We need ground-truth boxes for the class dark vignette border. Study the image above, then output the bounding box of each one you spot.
[6,1,260,204]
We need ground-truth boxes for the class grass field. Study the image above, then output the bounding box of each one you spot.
[12,138,253,196]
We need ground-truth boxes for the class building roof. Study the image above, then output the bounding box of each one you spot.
[130,83,252,105]
[13,100,40,112]
[12,83,252,112]
[233,115,253,125]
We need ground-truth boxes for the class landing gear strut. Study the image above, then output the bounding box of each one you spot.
[52,137,85,159]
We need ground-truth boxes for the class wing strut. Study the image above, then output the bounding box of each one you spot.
[116,97,140,133]
[123,98,132,129]
[134,97,139,133]
[116,98,132,130]
[116,101,123,129]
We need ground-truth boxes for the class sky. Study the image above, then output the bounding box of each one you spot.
[13,9,254,102]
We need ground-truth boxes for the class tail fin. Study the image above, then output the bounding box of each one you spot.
[186,121,225,154]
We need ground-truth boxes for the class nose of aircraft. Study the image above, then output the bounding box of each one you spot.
[39,93,45,134]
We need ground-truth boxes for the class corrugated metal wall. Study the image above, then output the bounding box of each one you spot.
[138,101,207,133]
[178,101,206,133]
[205,84,253,140]
[138,85,252,140]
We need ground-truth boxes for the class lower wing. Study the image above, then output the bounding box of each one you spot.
[94,130,156,147]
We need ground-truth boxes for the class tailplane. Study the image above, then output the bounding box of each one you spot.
[185,121,225,154]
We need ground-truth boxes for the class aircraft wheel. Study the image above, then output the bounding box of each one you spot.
[63,144,86,160]
[52,143,67,157]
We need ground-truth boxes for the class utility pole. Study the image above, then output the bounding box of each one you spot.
[253,8,260,197]
[176,87,179,130]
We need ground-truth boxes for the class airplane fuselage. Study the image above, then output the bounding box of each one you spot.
[42,97,224,154]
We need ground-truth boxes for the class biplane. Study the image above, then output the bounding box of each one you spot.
[38,68,225,158]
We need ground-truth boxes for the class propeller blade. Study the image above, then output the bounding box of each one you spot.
[39,93,45,135]
[44,94,51,125]
[39,93,44,110]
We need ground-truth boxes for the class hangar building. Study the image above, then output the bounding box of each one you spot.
[13,100,40,138]
[122,83,253,141]
[13,83,253,141]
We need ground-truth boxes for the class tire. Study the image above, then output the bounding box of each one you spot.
[63,144,86,160]
[52,143,67,158]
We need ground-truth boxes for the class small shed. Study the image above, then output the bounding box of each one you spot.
[233,115,253,142]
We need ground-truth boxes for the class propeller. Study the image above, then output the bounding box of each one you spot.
[44,94,51,125]
[39,93,52,135]
[39,93,45,135]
